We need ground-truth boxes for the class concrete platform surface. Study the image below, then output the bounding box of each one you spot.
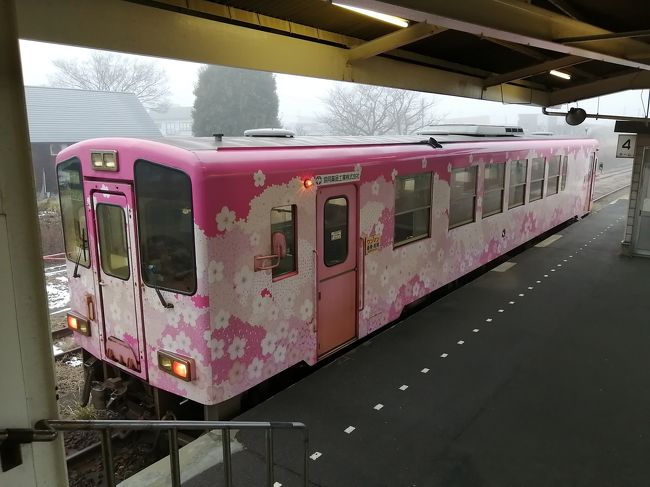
[189,199,650,487]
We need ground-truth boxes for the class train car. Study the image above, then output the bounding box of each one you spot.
[55,127,597,417]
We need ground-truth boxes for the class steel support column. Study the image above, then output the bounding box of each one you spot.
[0,0,67,484]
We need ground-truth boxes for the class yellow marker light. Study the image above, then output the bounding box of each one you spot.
[303,178,315,189]
[91,152,104,168]
[67,313,91,336]
[91,150,119,171]
[158,350,194,382]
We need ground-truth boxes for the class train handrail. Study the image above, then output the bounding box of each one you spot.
[1,419,309,487]
[359,237,365,312]
[310,249,318,331]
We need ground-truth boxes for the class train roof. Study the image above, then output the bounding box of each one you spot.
[140,133,590,151]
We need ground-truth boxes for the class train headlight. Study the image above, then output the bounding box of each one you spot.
[90,150,119,171]
[67,313,91,336]
[158,350,194,382]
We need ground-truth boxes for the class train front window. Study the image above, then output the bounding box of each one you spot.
[57,158,89,267]
[134,160,196,294]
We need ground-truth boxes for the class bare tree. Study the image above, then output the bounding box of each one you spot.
[320,84,441,135]
[48,52,170,111]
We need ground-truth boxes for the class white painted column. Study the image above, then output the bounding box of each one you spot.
[0,1,67,485]
[621,134,650,255]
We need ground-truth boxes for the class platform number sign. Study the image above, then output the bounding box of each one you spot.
[616,134,636,158]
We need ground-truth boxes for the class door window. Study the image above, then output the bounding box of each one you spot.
[96,204,130,280]
[324,197,348,266]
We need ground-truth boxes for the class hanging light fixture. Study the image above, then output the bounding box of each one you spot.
[332,3,409,28]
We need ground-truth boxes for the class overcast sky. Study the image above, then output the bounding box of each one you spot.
[18,40,650,128]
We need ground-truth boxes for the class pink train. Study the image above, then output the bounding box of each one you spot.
[56,127,597,416]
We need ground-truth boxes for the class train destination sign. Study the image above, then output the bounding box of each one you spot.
[313,171,360,186]
[365,235,381,254]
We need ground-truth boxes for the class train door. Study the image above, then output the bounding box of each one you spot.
[632,147,650,255]
[92,185,146,379]
[316,184,358,356]
[586,152,598,211]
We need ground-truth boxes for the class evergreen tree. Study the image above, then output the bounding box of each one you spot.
[192,65,281,136]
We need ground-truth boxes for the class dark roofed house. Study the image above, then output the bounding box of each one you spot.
[24,86,161,196]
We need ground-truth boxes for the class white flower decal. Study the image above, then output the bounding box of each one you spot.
[268,306,279,321]
[368,260,378,275]
[273,344,287,363]
[362,306,371,320]
[253,170,266,187]
[413,282,421,297]
[354,163,362,174]
[261,333,277,356]
[208,338,225,360]
[299,299,313,321]
[234,266,254,294]
[208,260,224,284]
[288,328,298,344]
[248,357,263,379]
[447,163,452,172]
[249,232,260,247]
[437,249,445,262]
[176,332,191,352]
[388,286,397,302]
[372,181,380,196]
[391,169,398,181]
[212,309,230,330]
[422,158,428,168]
[375,222,384,236]
[277,321,289,339]
[216,206,236,232]
[380,269,390,287]
[228,336,247,360]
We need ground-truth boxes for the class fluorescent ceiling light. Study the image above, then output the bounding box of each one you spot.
[333,3,409,28]
[549,69,571,80]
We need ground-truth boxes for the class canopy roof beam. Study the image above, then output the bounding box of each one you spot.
[549,71,650,106]
[347,22,445,62]
[483,55,585,87]
[340,0,650,70]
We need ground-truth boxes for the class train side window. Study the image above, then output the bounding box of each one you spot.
[482,163,505,218]
[560,156,568,191]
[324,197,348,266]
[271,205,297,279]
[508,159,527,209]
[548,155,562,195]
[134,160,196,295]
[529,157,546,202]
[96,204,130,280]
[394,173,432,246]
[449,167,477,228]
[57,158,89,267]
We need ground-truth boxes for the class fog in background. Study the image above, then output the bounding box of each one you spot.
[20,40,649,171]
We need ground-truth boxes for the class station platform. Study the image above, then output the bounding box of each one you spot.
[189,196,650,487]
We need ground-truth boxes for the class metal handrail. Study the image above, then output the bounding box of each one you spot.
[3,419,309,487]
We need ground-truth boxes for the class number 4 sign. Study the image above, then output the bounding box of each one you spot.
[616,134,636,158]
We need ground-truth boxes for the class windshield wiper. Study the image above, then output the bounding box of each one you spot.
[72,229,87,279]
[146,264,174,309]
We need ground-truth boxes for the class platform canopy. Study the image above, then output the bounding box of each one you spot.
[15,0,650,108]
